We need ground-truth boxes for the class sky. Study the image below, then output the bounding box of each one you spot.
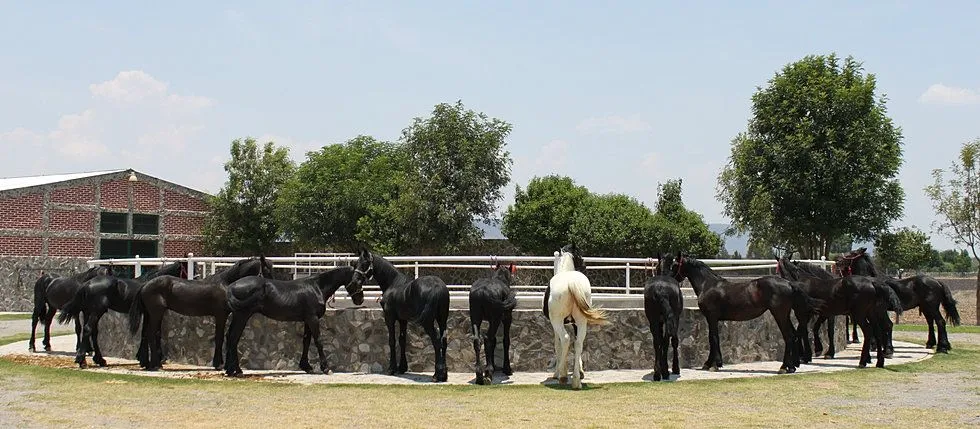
[1,2,978,250]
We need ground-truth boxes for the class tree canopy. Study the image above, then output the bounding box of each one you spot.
[718,54,905,258]
[202,137,294,255]
[873,227,933,272]
[500,175,590,255]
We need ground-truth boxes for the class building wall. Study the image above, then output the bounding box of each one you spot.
[0,171,209,259]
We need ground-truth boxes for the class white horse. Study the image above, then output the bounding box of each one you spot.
[547,243,608,389]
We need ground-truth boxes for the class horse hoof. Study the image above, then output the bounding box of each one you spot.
[777,368,787,374]
[28,346,36,353]
[857,363,867,369]
[95,359,108,368]
[708,366,718,372]
[571,381,582,390]
[323,369,333,375]
[502,367,513,376]
[653,373,662,381]
[432,373,448,383]
[225,370,244,378]
[672,369,680,375]
[44,345,52,352]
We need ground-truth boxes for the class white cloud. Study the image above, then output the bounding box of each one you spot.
[89,70,214,110]
[534,139,569,171]
[576,115,652,134]
[918,83,980,105]
[640,152,658,170]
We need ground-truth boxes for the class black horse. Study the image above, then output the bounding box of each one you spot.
[643,253,683,381]
[667,253,819,373]
[128,257,274,371]
[775,256,899,367]
[222,265,366,377]
[56,262,186,368]
[29,265,110,353]
[351,247,450,382]
[469,263,518,385]
[837,247,961,353]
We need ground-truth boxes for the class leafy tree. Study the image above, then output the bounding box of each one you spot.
[718,54,905,258]
[279,136,406,250]
[717,247,731,259]
[649,179,722,257]
[500,175,590,255]
[924,138,980,324]
[873,227,933,272]
[936,249,972,273]
[203,137,294,255]
[746,236,777,259]
[732,250,743,259]
[569,193,656,257]
[363,101,513,254]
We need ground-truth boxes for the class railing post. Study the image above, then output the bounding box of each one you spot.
[414,261,419,279]
[134,255,142,278]
[187,253,195,279]
[553,251,560,275]
[820,255,827,272]
[625,262,631,294]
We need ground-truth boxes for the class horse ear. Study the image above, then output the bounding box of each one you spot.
[509,264,517,274]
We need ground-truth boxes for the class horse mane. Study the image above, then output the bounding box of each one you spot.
[370,255,408,291]
[856,253,880,277]
[792,260,837,280]
[314,266,355,295]
[684,258,725,283]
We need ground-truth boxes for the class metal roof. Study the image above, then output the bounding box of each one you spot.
[0,169,126,192]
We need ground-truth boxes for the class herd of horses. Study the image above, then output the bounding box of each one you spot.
[27,245,961,389]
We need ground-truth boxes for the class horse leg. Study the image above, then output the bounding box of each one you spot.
[424,322,447,382]
[44,307,57,352]
[397,320,409,374]
[502,316,513,376]
[308,316,329,374]
[550,318,569,383]
[775,312,797,374]
[485,318,500,380]
[925,312,937,349]
[571,318,587,390]
[29,306,41,352]
[876,309,894,358]
[223,312,248,377]
[147,312,164,371]
[385,317,397,375]
[74,312,91,368]
[796,311,812,365]
[212,314,227,370]
[90,311,107,367]
[851,316,860,343]
[703,316,720,371]
[811,315,825,356]
[299,322,314,373]
[932,305,951,353]
[650,318,664,381]
[670,333,680,376]
[825,315,836,359]
[471,320,486,385]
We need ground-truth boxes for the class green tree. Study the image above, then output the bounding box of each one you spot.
[938,249,972,273]
[873,227,933,273]
[279,136,406,250]
[501,175,590,255]
[732,250,743,259]
[718,54,905,258]
[362,101,513,254]
[649,179,722,257]
[924,138,980,324]
[569,193,656,257]
[746,236,777,259]
[203,137,294,255]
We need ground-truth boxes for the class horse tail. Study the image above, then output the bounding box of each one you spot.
[937,279,961,326]
[32,274,52,321]
[570,286,609,325]
[658,291,677,335]
[791,282,823,316]
[228,282,266,312]
[128,284,146,335]
[542,285,551,318]
[57,285,88,325]
[874,280,903,316]
[488,291,518,313]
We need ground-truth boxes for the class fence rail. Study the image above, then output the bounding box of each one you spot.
[87,253,835,301]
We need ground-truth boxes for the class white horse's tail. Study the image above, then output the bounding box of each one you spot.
[571,288,609,325]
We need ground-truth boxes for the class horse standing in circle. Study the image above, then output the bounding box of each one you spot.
[128,257,274,371]
[351,247,451,382]
[547,243,608,390]
[29,266,111,354]
[836,247,961,353]
[223,264,366,377]
[57,261,186,368]
[643,253,683,381]
[469,262,518,385]
[668,253,819,373]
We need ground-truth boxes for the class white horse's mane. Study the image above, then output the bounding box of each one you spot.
[554,251,576,275]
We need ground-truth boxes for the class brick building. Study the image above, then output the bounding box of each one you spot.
[0,169,210,260]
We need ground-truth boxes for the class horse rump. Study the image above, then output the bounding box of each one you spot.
[57,285,89,325]
[571,288,609,325]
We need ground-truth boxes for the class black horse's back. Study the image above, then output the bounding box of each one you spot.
[227,276,268,313]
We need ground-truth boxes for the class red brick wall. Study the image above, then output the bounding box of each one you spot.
[132,181,161,211]
[50,185,96,205]
[48,237,95,257]
[164,215,205,235]
[100,180,129,209]
[0,236,43,256]
[49,210,95,232]
[165,190,209,212]
[0,194,43,229]
[164,240,203,258]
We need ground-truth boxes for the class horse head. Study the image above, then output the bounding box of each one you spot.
[834,247,872,277]
[347,246,373,304]
[667,251,688,282]
[491,262,516,284]
[556,243,584,274]
[258,255,275,279]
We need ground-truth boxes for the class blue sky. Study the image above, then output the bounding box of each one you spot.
[2,2,978,250]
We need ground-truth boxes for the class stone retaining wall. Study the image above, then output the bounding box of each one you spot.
[94,308,847,373]
[0,257,89,311]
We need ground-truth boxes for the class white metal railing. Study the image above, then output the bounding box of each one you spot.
[87,253,835,301]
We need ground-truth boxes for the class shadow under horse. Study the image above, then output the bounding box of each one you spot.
[30,266,110,354]
[469,262,518,385]
[776,256,899,367]
[56,261,186,368]
[668,253,820,373]
[128,257,274,371]
[352,247,450,382]
[223,264,366,377]
[643,253,683,381]
[837,247,961,353]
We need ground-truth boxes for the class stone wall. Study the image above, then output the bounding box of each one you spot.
[94,307,847,373]
[0,256,89,311]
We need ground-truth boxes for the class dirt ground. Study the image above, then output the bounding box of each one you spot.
[892,290,977,325]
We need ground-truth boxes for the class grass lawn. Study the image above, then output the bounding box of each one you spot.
[0,313,32,321]
[1,331,977,428]
[893,324,980,334]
